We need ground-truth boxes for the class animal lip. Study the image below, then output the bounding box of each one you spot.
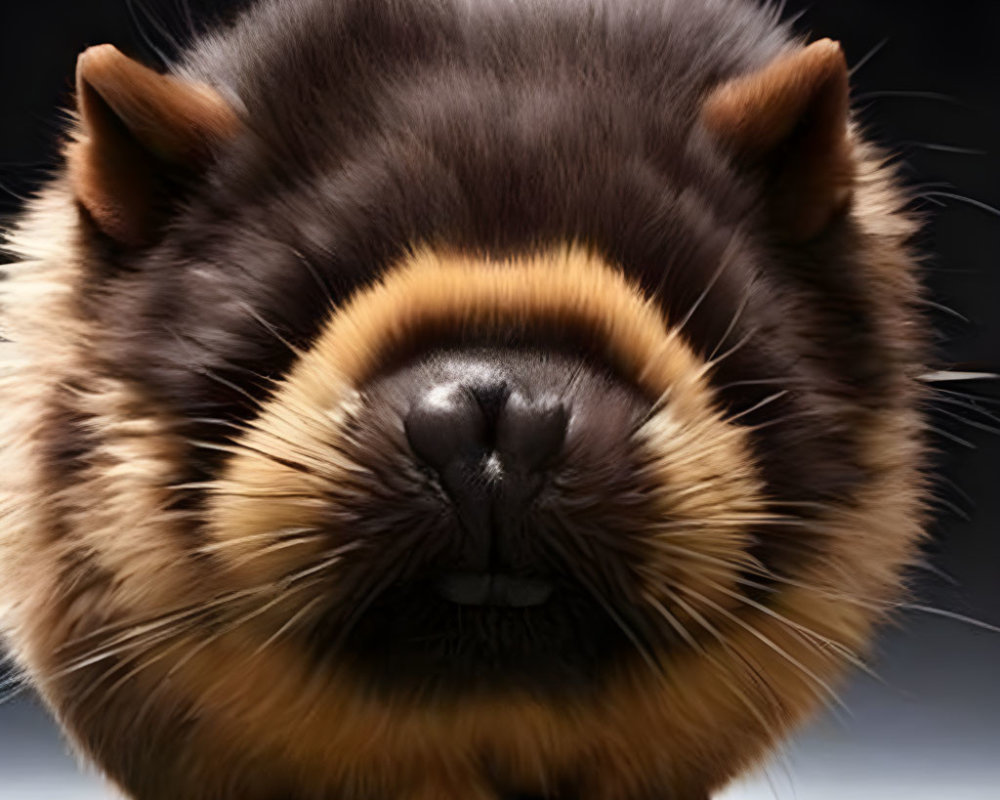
[433,571,554,607]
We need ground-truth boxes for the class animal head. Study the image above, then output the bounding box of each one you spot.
[0,2,927,798]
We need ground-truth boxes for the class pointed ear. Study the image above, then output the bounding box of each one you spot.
[68,44,241,247]
[700,39,853,241]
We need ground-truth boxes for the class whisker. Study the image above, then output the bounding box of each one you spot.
[929,385,1000,407]
[291,247,337,310]
[671,237,742,338]
[175,482,323,503]
[707,289,752,363]
[237,301,304,359]
[541,530,663,674]
[325,560,412,656]
[700,325,761,375]
[54,542,360,670]
[125,0,174,67]
[930,392,1000,423]
[726,570,1000,638]
[186,438,327,482]
[925,424,975,449]
[921,190,1000,219]
[672,583,848,715]
[197,527,321,554]
[716,377,804,392]
[723,390,789,425]
[250,594,328,659]
[927,493,972,523]
[900,604,1000,635]
[656,585,788,733]
[901,141,987,156]
[931,405,1000,435]
[854,90,965,106]
[101,579,326,727]
[220,534,327,568]
[916,297,970,324]
[920,371,999,383]
[698,578,882,683]
[848,37,888,76]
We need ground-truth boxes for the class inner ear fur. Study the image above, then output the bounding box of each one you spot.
[68,44,241,247]
[701,39,854,241]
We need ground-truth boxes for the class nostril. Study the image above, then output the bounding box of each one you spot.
[404,384,488,472]
[470,378,510,424]
[497,392,568,472]
[405,380,569,478]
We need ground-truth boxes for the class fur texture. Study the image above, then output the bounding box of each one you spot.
[0,1,928,798]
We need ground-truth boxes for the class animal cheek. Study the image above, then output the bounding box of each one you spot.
[628,410,767,627]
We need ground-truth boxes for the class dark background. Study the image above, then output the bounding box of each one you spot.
[0,1,997,797]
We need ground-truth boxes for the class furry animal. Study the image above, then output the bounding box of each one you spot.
[0,0,929,798]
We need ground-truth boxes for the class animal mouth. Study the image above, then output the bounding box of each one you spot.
[314,572,635,697]
[433,571,555,607]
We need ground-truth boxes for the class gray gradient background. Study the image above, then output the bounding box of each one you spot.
[1,1,998,797]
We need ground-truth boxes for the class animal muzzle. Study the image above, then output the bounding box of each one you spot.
[203,249,763,691]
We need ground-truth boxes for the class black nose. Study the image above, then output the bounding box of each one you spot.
[405,378,568,493]
[404,375,567,591]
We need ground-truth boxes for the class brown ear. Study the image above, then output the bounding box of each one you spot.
[68,44,241,246]
[701,39,853,241]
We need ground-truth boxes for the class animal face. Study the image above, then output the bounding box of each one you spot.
[0,2,928,798]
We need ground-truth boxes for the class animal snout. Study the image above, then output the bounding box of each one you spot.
[401,365,568,607]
